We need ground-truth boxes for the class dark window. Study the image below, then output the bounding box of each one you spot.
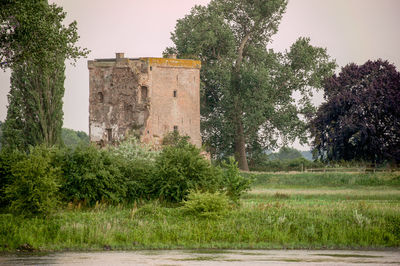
[141,86,148,102]
[150,66,152,71]
[125,104,133,120]
[173,90,177,97]
[173,125,178,132]
[125,104,133,112]
[107,128,112,142]
[98,92,104,103]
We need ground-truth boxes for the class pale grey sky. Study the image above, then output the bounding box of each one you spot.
[1,0,399,150]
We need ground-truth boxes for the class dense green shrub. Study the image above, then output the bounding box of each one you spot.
[151,136,222,202]
[118,158,155,202]
[4,146,61,216]
[109,137,158,202]
[0,133,254,214]
[60,144,127,206]
[0,149,26,209]
[221,157,252,202]
[181,190,230,219]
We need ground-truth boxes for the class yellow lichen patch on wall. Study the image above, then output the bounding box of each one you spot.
[143,58,201,69]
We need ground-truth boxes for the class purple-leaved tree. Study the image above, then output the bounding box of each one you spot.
[311,60,400,164]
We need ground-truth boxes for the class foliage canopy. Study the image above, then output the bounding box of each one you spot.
[311,60,400,164]
[0,0,87,68]
[165,0,336,170]
[0,0,88,150]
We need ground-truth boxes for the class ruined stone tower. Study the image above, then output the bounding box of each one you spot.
[88,53,201,147]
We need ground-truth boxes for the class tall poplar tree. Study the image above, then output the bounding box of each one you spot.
[0,0,88,150]
[165,0,336,170]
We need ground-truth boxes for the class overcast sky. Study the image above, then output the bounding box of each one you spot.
[1,0,399,150]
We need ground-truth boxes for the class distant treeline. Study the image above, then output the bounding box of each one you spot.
[248,147,322,172]
[61,128,89,147]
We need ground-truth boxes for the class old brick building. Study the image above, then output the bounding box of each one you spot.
[88,53,201,147]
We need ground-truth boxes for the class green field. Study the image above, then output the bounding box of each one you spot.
[1,172,399,251]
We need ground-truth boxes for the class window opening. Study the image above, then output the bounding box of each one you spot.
[107,128,112,142]
[125,104,133,112]
[125,104,133,120]
[173,90,177,97]
[141,86,148,102]
[173,125,178,132]
[98,92,104,103]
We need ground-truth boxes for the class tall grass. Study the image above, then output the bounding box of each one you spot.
[1,172,399,251]
[1,196,399,251]
[242,172,400,188]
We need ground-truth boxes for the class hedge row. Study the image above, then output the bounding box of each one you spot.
[0,135,251,216]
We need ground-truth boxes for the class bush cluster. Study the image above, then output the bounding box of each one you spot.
[152,136,221,202]
[181,190,230,219]
[60,145,127,206]
[3,146,61,216]
[0,134,252,216]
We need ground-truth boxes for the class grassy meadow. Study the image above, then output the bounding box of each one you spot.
[1,172,399,251]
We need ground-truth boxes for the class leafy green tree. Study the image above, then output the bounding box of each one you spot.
[0,0,88,150]
[165,0,335,170]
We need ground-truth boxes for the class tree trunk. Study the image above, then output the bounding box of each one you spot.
[232,30,255,171]
[234,115,249,171]
[231,66,250,171]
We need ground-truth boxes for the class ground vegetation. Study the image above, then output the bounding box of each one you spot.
[0,171,399,251]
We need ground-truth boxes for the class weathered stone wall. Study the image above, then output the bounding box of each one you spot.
[88,54,201,147]
[143,61,201,147]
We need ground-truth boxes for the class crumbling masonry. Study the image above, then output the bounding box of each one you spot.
[88,53,201,147]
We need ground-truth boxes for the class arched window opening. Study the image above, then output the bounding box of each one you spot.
[98,92,104,103]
